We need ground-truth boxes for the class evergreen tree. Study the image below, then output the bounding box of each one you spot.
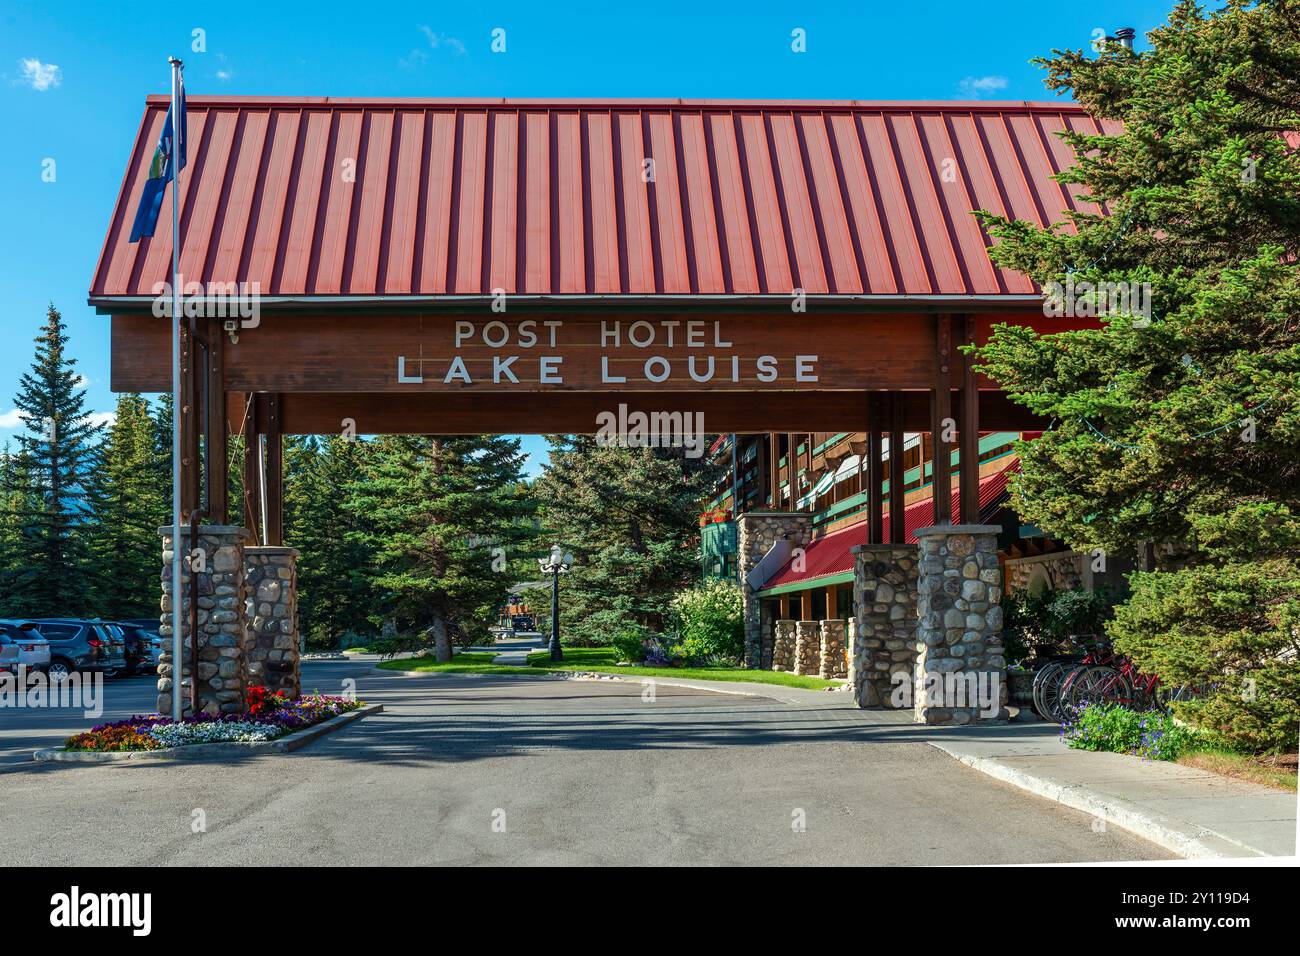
[348,434,534,660]
[531,437,722,646]
[972,1,1300,751]
[5,305,101,615]
[283,434,378,648]
[0,445,39,614]
[150,391,174,519]
[84,393,165,618]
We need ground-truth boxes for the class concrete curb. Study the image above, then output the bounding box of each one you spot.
[928,740,1276,859]
[32,703,383,764]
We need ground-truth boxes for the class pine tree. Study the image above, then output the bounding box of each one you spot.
[283,434,378,648]
[84,393,165,618]
[348,434,534,660]
[5,305,101,615]
[0,445,40,614]
[972,0,1300,751]
[531,437,721,645]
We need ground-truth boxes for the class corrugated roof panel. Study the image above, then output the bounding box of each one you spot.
[91,98,1116,301]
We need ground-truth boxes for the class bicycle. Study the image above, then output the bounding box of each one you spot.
[1031,634,1111,721]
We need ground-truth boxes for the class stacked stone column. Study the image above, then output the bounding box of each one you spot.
[736,512,812,667]
[793,620,821,675]
[818,619,847,679]
[913,525,1008,725]
[850,544,919,708]
[158,524,252,717]
[771,620,796,671]
[244,546,301,699]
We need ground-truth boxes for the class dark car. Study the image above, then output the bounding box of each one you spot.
[26,619,128,682]
[115,622,163,676]
[511,614,535,631]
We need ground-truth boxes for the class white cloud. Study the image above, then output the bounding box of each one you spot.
[0,409,25,429]
[958,75,1009,98]
[87,411,116,428]
[73,374,90,390]
[418,25,466,55]
[19,58,61,91]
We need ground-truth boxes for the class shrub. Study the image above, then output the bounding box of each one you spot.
[611,624,655,662]
[1002,585,1118,662]
[1061,703,1198,761]
[1109,560,1300,754]
[670,579,744,661]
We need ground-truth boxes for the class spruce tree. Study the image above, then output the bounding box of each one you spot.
[6,305,101,616]
[348,434,534,660]
[532,437,721,645]
[85,393,165,618]
[972,1,1300,751]
[283,434,378,648]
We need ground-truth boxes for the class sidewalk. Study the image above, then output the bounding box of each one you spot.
[925,721,1298,859]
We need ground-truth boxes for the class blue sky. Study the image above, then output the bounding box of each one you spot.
[0,0,1173,475]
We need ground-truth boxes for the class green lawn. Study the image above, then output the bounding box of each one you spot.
[378,645,841,690]
[375,651,539,676]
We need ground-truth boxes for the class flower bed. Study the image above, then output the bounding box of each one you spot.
[64,688,364,753]
[1060,702,1198,761]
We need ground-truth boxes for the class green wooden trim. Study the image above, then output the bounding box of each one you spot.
[757,570,855,598]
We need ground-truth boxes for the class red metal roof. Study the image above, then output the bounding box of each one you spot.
[760,456,1018,591]
[90,97,1119,302]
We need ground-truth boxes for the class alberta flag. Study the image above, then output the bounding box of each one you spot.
[128,75,187,243]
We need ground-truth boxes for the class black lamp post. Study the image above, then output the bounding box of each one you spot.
[538,544,572,662]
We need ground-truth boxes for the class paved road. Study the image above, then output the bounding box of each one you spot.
[0,650,1171,865]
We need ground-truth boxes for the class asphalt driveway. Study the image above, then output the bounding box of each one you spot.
[0,658,1171,865]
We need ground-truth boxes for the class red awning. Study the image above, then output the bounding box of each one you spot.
[91,97,1118,303]
[759,457,1019,592]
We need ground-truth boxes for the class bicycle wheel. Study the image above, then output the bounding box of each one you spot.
[1050,664,1092,722]
[1066,664,1134,712]
[1034,661,1072,721]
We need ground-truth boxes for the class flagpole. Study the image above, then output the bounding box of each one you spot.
[169,55,184,724]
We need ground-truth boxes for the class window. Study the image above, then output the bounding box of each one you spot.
[34,623,80,642]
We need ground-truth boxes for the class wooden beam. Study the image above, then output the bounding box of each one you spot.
[242,394,262,541]
[931,315,953,526]
[888,392,906,544]
[263,393,283,547]
[178,321,200,522]
[785,433,796,512]
[204,317,228,525]
[867,394,883,544]
[959,314,980,524]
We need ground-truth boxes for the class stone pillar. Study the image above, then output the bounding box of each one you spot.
[736,511,813,667]
[818,619,847,679]
[793,620,821,676]
[850,544,919,708]
[913,524,1008,725]
[772,620,796,671]
[158,524,252,717]
[243,546,301,699]
[760,603,775,669]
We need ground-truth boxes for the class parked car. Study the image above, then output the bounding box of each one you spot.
[0,620,51,673]
[0,629,19,676]
[511,615,535,631]
[25,619,128,681]
[116,622,163,676]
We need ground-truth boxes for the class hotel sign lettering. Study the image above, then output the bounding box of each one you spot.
[406,319,820,389]
[110,312,938,393]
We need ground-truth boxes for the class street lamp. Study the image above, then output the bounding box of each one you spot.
[538,544,573,662]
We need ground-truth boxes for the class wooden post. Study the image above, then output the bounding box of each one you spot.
[868,394,884,543]
[800,589,812,621]
[178,320,200,522]
[242,393,262,541]
[888,392,906,544]
[959,314,980,524]
[785,433,797,512]
[825,584,837,620]
[264,392,283,547]
[931,315,954,526]
[204,317,228,525]
[768,433,780,508]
